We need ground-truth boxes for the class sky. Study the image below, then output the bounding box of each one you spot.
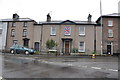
[0,0,120,22]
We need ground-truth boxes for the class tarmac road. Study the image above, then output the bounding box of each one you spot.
[1,53,119,79]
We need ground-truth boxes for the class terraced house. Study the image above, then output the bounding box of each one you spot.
[2,13,102,55]
[96,13,120,55]
[2,14,36,51]
[34,14,101,55]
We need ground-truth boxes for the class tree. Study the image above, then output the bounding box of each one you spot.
[46,39,57,49]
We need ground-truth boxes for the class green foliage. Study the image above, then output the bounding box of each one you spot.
[92,52,96,54]
[46,39,57,49]
[72,48,78,53]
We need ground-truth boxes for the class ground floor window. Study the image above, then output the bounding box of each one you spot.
[13,40,18,45]
[79,41,85,52]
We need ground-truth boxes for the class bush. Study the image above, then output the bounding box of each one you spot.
[72,48,78,53]
[46,39,57,49]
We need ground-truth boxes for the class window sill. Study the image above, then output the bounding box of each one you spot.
[108,25,113,27]
[108,37,114,38]
[50,35,56,36]
[23,36,27,37]
[79,35,85,37]
[23,26,27,27]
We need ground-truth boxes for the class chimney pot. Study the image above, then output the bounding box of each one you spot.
[47,13,51,22]
[88,14,92,22]
[13,13,19,19]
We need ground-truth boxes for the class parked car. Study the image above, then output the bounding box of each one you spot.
[10,44,36,55]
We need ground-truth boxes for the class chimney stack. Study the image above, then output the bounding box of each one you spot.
[13,13,19,19]
[47,13,51,22]
[87,14,92,22]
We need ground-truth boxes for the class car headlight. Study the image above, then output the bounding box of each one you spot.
[30,50,33,52]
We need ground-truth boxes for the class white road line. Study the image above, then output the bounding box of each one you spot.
[107,69,118,72]
[49,62,54,63]
[91,67,101,70]
[67,63,73,66]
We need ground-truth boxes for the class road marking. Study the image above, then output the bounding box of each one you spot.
[91,67,101,70]
[67,63,73,66]
[107,69,118,72]
[49,62,54,63]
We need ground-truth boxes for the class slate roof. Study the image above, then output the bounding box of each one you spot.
[96,13,120,23]
[36,20,96,25]
[1,18,35,22]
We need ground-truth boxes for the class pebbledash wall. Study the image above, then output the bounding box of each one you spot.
[0,21,7,51]
[2,13,102,55]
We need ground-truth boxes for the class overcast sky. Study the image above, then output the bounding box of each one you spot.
[0,0,120,22]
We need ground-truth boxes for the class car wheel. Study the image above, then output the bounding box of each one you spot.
[25,51,29,55]
[10,50,14,54]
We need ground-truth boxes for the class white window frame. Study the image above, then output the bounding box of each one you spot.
[11,29,15,37]
[13,40,18,45]
[64,26,71,35]
[79,41,85,52]
[12,22,16,27]
[23,22,27,27]
[79,27,85,36]
[108,29,113,37]
[23,29,27,37]
[108,20,113,27]
[51,27,56,35]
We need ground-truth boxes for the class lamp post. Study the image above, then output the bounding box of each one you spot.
[100,0,103,55]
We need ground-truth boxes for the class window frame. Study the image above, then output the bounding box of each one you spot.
[79,41,85,52]
[79,26,85,36]
[108,20,113,27]
[23,29,27,37]
[11,29,15,37]
[13,40,18,45]
[12,22,16,27]
[108,29,113,37]
[23,22,27,27]
[50,27,56,36]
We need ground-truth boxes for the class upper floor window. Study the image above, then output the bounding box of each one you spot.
[23,29,27,37]
[64,26,71,35]
[23,22,27,27]
[108,29,113,37]
[108,20,113,27]
[79,27,85,36]
[79,41,85,52]
[12,22,16,27]
[11,29,15,37]
[51,27,56,35]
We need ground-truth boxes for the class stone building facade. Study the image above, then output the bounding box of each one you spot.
[2,13,102,55]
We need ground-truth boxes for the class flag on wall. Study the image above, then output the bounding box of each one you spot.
[64,26,70,35]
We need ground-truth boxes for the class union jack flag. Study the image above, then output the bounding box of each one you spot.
[64,26,70,35]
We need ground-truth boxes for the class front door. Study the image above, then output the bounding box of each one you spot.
[34,42,40,51]
[65,41,70,54]
[107,45,111,54]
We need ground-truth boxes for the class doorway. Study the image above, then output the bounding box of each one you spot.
[107,42,113,55]
[65,41,70,54]
[34,42,40,51]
